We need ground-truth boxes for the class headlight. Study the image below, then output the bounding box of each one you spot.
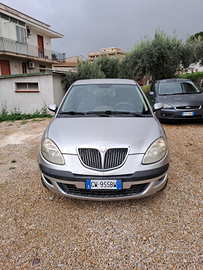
[163,103,173,109]
[41,138,65,165]
[142,138,167,164]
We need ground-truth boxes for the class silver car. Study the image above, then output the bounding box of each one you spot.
[38,79,169,201]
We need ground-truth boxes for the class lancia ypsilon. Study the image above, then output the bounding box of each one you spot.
[38,79,169,201]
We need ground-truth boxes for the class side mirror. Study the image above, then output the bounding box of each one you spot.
[48,104,58,113]
[153,103,163,112]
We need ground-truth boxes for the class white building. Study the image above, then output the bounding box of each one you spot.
[0,3,66,114]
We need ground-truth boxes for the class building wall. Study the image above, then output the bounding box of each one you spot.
[53,75,66,107]
[0,57,53,75]
[0,20,53,60]
[27,28,52,54]
[10,58,22,74]
[0,73,65,114]
[0,9,60,75]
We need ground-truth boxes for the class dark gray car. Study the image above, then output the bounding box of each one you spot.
[38,79,169,201]
[149,78,203,122]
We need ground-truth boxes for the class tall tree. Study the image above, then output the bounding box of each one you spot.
[119,29,203,81]
[185,32,203,66]
[95,55,119,78]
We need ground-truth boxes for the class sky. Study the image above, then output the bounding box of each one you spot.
[2,0,203,59]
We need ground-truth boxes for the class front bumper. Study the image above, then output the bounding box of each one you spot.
[39,163,169,201]
[156,108,203,121]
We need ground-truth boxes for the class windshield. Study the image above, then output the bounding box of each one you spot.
[158,82,201,96]
[59,84,151,116]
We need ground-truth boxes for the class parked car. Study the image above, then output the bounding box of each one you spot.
[148,78,203,122]
[38,79,169,201]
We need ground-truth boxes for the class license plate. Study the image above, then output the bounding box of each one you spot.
[181,112,194,116]
[86,180,122,190]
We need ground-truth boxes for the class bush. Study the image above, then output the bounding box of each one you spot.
[177,71,203,80]
[0,103,52,122]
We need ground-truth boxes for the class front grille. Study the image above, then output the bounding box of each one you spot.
[78,148,102,170]
[104,148,128,169]
[78,148,128,170]
[176,105,200,110]
[58,182,149,198]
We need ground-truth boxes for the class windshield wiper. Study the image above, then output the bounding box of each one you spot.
[60,110,147,117]
[60,111,85,115]
[85,111,111,116]
[86,111,144,117]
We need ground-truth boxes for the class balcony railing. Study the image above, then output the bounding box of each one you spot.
[0,37,65,61]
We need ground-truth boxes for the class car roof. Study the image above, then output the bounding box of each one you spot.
[155,78,191,83]
[73,79,137,85]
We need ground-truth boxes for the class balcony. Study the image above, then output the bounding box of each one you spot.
[0,37,65,62]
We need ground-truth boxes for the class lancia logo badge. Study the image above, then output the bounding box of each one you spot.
[100,146,106,153]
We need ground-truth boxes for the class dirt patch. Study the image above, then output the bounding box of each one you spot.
[0,120,203,269]
[0,118,52,147]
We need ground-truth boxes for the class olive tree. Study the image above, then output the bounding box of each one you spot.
[63,60,105,91]
[119,29,203,81]
[184,33,203,66]
[95,55,120,78]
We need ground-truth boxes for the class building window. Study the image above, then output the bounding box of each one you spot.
[10,17,17,24]
[16,25,26,43]
[0,13,9,20]
[15,82,39,92]
[19,21,25,27]
[0,13,25,26]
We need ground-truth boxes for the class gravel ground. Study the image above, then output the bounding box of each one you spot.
[0,119,202,270]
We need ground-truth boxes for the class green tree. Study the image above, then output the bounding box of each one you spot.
[185,33,203,66]
[118,40,149,80]
[119,30,183,80]
[52,53,58,60]
[119,29,203,81]
[189,31,203,42]
[63,60,105,91]
[95,55,119,78]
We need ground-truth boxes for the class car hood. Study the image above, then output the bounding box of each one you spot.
[45,117,165,155]
[157,93,203,107]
